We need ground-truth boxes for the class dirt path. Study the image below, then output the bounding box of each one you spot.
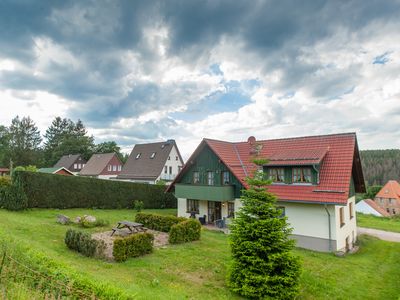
[358,227,400,242]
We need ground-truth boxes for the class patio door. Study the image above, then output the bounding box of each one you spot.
[208,201,222,223]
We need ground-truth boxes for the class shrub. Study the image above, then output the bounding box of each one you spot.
[0,176,11,207]
[113,232,154,262]
[135,213,186,232]
[13,171,177,209]
[169,219,202,244]
[2,182,28,211]
[65,229,105,258]
[133,200,144,212]
[80,218,110,228]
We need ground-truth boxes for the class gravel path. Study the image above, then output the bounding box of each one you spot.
[358,227,400,242]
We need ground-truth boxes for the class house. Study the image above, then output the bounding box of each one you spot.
[167,133,365,253]
[374,180,400,216]
[356,199,390,217]
[0,168,10,176]
[38,167,75,176]
[79,153,123,179]
[117,140,184,184]
[54,154,87,173]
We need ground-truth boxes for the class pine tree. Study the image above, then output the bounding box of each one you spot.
[228,159,301,299]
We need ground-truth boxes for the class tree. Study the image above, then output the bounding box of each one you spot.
[228,158,301,299]
[363,185,383,200]
[8,116,42,166]
[43,117,95,166]
[94,141,125,162]
[0,125,10,167]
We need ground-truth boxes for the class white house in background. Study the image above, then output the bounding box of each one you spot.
[356,199,390,217]
[167,133,366,253]
[117,140,184,184]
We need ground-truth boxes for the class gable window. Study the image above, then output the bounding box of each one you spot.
[268,168,285,182]
[78,164,82,169]
[222,171,230,185]
[193,171,200,184]
[164,166,167,174]
[112,165,117,171]
[293,168,312,183]
[187,199,199,213]
[349,202,354,219]
[168,156,170,160]
[169,166,172,174]
[118,165,122,171]
[339,207,345,227]
[150,152,156,159]
[135,153,141,159]
[176,156,178,161]
[74,163,78,169]
[207,171,214,185]
[108,165,112,171]
[228,202,235,218]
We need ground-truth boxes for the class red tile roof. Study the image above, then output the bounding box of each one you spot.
[375,180,400,200]
[364,199,391,217]
[168,133,365,205]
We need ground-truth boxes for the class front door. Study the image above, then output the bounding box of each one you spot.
[208,201,222,223]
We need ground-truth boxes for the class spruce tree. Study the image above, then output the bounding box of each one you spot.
[228,159,301,299]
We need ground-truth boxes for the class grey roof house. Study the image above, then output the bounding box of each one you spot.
[53,154,86,173]
[79,152,123,179]
[117,140,184,184]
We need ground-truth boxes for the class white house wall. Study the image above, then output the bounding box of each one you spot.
[356,200,383,216]
[159,145,184,181]
[334,196,357,252]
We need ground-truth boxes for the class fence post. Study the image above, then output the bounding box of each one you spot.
[0,249,6,283]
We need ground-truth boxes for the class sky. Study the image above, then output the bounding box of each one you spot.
[1,0,400,159]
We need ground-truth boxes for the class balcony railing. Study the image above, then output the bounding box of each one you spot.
[175,184,235,201]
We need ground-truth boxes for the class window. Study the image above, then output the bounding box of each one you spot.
[150,152,156,159]
[393,209,396,215]
[169,166,172,174]
[293,168,312,183]
[82,164,85,168]
[178,166,182,172]
[349,202,354,219]
[187,199,199,213]
[78,164,82,169]
[268,168,285,182]
[207,171,214,185]
[193,171,200,184]
[339,207,345,227]
[277,206,286,218]
[228,202,235,218]
[112,165,117,171]
[387,208,390,213]
[222,171,230,185]
[175,156,178,161]
[135,153,141,159]
[168,156,170,160]
[389,199,393,205]
[74,163,78,169]
[107,165,112,171]
[118,165,122,171]
[164,166,167,174]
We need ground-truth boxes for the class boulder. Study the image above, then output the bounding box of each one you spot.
[74,216,82,224]
[83,215,96,223]
[56,214,70,225]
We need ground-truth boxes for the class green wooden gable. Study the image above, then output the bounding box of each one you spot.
[177,145,244,198]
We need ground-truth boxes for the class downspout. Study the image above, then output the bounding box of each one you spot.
[324,204,332,252]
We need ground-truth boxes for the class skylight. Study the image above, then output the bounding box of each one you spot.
[150,152,156,159]
[135,153,141,159]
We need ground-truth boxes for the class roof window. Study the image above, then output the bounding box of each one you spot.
[135,153,141,159]
[150,152,156,159]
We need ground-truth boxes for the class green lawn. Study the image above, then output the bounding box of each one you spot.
[357,212,400,233]
[0,209,400,299]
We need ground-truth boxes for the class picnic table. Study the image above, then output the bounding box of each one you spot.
[111,220,146,236]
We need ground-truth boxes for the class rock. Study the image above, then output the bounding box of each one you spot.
[74,216,82,224]
[56,214,70,225]
[83,215,96,223]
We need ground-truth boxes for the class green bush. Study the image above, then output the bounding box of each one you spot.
[133,199,144,212]
[13,170,177,209]
[65,229,104,258]
[80,218,110,228]
[135,213,186,232]
[169,219,202,244]
[1,182,28,211]
[113,232,154,262]
[0,176,11,207]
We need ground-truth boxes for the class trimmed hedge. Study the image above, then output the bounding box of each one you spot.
[13,171,176,209]
[135,213,186,232]
[169,219,202,244]
[113,232,154,262]
[65,229,105,258]
[0,176,11,208]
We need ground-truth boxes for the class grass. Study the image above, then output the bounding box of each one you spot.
[357,212,400,233]
[0,209,399,299]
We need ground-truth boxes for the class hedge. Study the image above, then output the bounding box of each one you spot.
[169,219,202,244]
[113,232,154,262]
[0,176,11,208]
[135,213,186,232]
[13,171,176,209]
[65,229,105,258]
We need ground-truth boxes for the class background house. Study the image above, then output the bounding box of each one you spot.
[79,153,123,179]
[54,154,87,174]
[356,199,390,217]
[168,133,365,253]
[38,167,74,176]
[374,180,400,216]
[0,168,9,176]
[117,140,184,184]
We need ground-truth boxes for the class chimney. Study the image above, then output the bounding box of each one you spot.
[248,136,262,155]
[247,136,256,145]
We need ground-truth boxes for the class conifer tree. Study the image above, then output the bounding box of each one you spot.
[228,158,301,299]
